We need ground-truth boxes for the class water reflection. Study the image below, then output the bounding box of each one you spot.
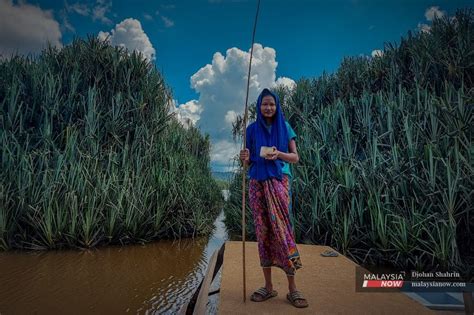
[0,209,229,314]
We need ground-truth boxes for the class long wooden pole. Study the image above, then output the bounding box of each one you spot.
[242,0,261,303]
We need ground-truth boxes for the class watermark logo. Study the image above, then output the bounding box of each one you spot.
[356,267,473,293]
[362,272,405,288]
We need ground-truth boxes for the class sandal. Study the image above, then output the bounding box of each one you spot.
[287,290,309,308]
[321,250,339,257]
[250,287,278,302]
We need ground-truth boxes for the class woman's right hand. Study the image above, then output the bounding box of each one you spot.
[240,149,250,163]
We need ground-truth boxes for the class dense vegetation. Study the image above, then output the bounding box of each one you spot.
[0,37,223,250]
[225,10,473,278]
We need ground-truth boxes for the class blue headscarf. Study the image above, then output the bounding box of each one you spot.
[246,88,289,181]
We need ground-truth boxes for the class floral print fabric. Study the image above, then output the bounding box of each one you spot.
[249,175,302,276]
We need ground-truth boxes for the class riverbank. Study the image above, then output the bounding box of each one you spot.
[0,200,229,314]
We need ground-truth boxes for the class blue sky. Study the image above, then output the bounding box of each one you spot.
[1,0,472,171]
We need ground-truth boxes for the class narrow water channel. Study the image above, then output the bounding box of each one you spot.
[0,191,230,314]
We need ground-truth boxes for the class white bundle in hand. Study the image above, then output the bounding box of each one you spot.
[259,146,276,158]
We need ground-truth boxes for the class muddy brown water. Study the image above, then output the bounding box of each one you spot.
[0,197,229,315]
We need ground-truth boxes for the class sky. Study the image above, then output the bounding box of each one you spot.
[0,0,471,171]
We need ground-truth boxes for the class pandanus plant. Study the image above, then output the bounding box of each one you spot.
[225,9,473,276]
[0,37,223,250]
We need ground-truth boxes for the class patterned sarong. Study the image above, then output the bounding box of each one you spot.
[249,175,302,276]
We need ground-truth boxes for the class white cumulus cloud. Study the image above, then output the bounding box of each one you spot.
[425,6,445,21]
[178,43,296,170]
[98,18,156,61]
[224,110,238,126]
[417,6,447,33]
[211,140,240,166]
[0,0,62,58]
[371,49,384,58]
[273,76,296,90]
[173,100,203,126]
[417,23,431,33]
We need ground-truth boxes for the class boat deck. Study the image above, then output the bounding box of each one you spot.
[218,241,434,314]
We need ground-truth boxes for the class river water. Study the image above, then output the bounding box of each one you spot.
[0,191,230,314]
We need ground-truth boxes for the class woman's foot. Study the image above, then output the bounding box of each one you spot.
[287,290,309,308]
[250,287,278,302]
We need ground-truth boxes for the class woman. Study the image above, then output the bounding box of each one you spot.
[239,88,308,308]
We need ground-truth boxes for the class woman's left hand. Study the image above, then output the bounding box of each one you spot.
[265,147,279,160]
